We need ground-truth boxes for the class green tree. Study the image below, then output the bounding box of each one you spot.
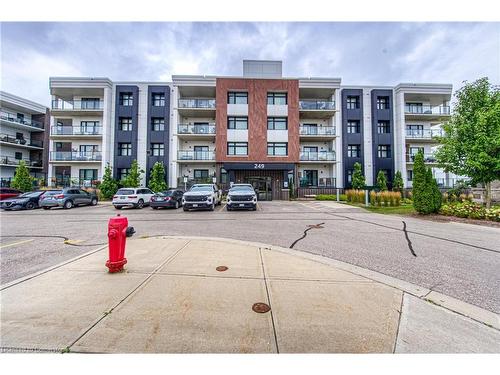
[351,162,365,189]
[99,163,119,199]
[148,162,168,192]
[435,78,500,208]
[376,170,388,191]
[11,161,35,192]
[426,167,443,213]
[121,160,144,188]
[412,152,442,214]
[392,170,404,192]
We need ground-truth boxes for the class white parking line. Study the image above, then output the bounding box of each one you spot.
[0,239,34,249]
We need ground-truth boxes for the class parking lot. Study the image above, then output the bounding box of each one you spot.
[1,200,499,313]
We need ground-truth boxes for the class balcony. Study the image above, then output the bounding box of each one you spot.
[177,123,216,139]
[299,100,336,119]
[299,151,336,162]
[405,128,443,141]
[51,99,104,115]
[0,133,43,149]
[299,126,336,140]
[406,153,438,163]
[0,155,43,168]
[404,104,450,120]
[0,110,45,131]
[49,151,102,162]
[177,150,215,162]
[178,98,216,117]
[51,125,102,138]
[299,177,337,188]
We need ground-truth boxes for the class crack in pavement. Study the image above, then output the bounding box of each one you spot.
[0,235,107,247]
[289,222,325,249]
[402,221,417,257]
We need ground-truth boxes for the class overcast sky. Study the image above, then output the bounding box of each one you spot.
[1,22,499,106]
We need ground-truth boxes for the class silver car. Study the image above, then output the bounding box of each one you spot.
[40,188,98,209]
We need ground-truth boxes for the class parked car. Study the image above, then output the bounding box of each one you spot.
[182,184,222,211]
[226,184,258,211]
[0,188,22,201]
[0,191,45,210]
[40,188,98,209]
[150,189,184,209]
[112,188,154,209]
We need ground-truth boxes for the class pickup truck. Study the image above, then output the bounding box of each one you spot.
[226,184,257,211]
[182,184,222,211]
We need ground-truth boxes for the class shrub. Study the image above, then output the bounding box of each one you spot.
[315,194,336,201]
[380,191,389,206]
[467,193,474,202]
[459,193,467,202]
[99,164,119,200]
[376,170,388,191]
[413,152,442,214]
[339,194,347,201]
[442,192,449,203]
[357,190,365,203]
[148,162,168,193]
[121,159,144,188]
[351,162,365,190]
[392,171,404,192]
[11,161,35,192]
[370,191,377,206]
[376,193,382,207]
[394,192,401,206]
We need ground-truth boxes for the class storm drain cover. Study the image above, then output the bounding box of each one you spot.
[216,266,228,272]
[252,302,271,313]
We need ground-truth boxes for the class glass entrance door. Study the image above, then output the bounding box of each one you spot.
[245,177,272,201]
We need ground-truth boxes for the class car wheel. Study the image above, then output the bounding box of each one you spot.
[90,198,98,206]
[136,199,144,209]
[63,200,73,209]
[25,202,36,210]
[252,205,257,211]
[43,207,51,210]
[209,203,215,211]
[226,206,232,211]
[152,206,158,210]
[175,201,179,209]
[114,206,122,210]
[183,206,189,212]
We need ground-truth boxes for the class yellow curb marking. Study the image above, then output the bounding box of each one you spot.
[0,239,34,249]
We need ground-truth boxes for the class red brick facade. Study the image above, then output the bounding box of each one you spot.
[215,78,299,163]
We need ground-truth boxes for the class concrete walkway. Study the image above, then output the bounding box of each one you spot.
[1,236,499,353]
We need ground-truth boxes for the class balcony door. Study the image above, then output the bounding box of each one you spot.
[193,122,209,134]
[301,170,318,187]
[194,146,209,160]
[303,123,318,135]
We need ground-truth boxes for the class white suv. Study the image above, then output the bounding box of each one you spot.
[182,184,222,211]
[113,188,154,209]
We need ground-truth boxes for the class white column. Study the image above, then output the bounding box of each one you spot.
[169,86,179,188]
[100,86,112,179]
[334,89,343,187]
[362,88,373,186]
[136,84,148,186]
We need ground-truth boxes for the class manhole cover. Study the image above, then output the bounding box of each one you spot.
[216,266,228,272]
[252,302,271,313]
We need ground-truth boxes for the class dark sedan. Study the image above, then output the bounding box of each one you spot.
[150,190,184,209]
[0,191,48,210]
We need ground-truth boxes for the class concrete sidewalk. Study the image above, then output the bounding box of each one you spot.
[1,236,499,353]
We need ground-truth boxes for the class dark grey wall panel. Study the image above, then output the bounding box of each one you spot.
[370,89,394,187]
[341,89,364,188]
[113,85,139,179]
[146,85,170,183]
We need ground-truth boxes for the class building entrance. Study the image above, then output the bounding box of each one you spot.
[245,176,272,201]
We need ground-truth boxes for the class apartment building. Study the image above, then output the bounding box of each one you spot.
[0,91,49,187]
[47,59,463,198]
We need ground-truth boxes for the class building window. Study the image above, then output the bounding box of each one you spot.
[81,98,100,109]
[227,142,248,156]
[378,145,391,158]
[79,169,98,182]
[119,117,132,131]
[152,93,165,107]
[267,117,288,130]
[267,142,288,156]
[301,170,318,187]
[227,117,248,130]
[228,92,248,104]
[151,118,165,131]
[346,96,360,109]
[347,169,354,184]
[80,145,98,153]
[194,169,209,180]
[347,120,360,134]
[151,143,164,156]
[407,170,413,181]
[118,143,132,156]
[377,121,390,134]
[347,144,361,158]
[119,93,133,106]
[267,92,287,105]
[118,168,130,180]
[406,103,423,113]
[15,152,23,160]
[17,113,25,122]
[377,96,390,110]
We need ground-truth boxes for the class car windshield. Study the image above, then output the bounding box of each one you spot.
[19,192,42,198]
[157,191,175,196]
[189,185,212,192]
[116,189,135,195]
[230,185,254,192]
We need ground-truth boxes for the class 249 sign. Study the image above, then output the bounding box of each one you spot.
[253,163,265,169]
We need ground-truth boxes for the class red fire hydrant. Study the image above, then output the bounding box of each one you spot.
[106,214,134,273]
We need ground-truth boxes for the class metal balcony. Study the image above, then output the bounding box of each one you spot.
[49,151,102,162]
[177,150,215,161]
[51,126,102,136]
[0,110,44,130]
[300,151,336,162]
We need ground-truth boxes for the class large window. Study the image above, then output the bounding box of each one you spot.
[194,169,209,179]
[267,142,288,156]
[79,145,98,153]
[377,96,390,110]
[346,96,360,109]
[347,120,360,134]
[301,170,318,187]
[118,168,130,180]
[377,121,390,134]
[267,117,288,130]
[377,145,391,158]
[227,117,248,130]
[81,98,100,109]
[228,92,248,104]
[152,118,165,131]
[347,144,361,158]
[118,143,132,156]
[119,93,133,106]
[152,93,165,106]
[119,117,132,131]
[151,143,164,156]
[79,169,98,182]
[407,103,423,113]
[347,169,354,184]
[267,92,287,105]
[15,152,22,160]
[227,142,248,156]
